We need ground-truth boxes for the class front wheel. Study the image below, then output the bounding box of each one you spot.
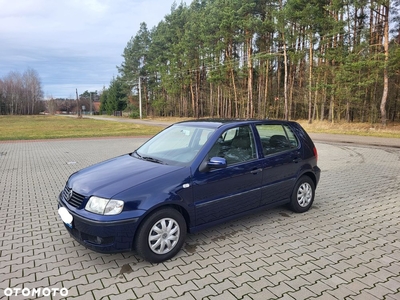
[289,176,315,213]
[135,208,186,263]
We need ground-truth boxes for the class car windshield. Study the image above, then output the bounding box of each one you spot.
[134,124,216,166]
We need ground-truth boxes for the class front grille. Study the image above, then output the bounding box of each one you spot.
[61,185,86,208]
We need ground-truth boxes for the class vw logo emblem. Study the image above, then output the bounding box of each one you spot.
[67,188,73,201]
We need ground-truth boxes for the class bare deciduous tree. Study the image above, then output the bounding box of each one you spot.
[0,68,44,115]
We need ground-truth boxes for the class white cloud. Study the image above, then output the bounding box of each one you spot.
[0,0,186,98]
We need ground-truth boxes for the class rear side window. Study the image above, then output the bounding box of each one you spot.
[256,124,298,156]
[284,125,298,146]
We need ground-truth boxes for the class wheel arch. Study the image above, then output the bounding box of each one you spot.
[301,171,317,188]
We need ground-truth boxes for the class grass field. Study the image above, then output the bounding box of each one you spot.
[0,115,399,141]
[298,120,400,139]
[0,115,162,141]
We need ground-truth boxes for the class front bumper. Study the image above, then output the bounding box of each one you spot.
[58,202,140,253]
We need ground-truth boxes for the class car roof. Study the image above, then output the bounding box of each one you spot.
[176,119,294,129]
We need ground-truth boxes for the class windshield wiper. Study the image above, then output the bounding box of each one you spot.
[142,156,166,165]
[132,151,166,164]
[131,150,142,159]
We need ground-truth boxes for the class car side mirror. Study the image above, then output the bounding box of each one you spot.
[207,157,227,169]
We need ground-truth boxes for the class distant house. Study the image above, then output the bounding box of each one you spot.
[93,101,100,113]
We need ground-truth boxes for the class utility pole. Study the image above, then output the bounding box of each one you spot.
[89,92,92,115]
[76,88,80,117]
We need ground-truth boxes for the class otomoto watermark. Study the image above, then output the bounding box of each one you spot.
[3,287,68,297]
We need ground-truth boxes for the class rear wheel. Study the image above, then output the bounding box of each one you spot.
[289,176,315,213]
[135,208,186,263]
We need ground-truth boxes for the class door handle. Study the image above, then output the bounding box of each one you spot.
[293,151,301,163]
[251,168,262,174]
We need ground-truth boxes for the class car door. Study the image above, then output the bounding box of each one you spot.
[191,125,263,226]
[255,124,301,206]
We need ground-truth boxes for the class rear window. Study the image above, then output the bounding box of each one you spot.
[256,124,298,156]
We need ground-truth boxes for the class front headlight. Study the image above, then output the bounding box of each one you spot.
[85,196,124,215]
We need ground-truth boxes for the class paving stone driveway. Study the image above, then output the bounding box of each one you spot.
[0,137,399,300]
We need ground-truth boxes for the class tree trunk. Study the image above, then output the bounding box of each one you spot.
[380,3,389,126]
[308,34,313,123]
[190,79,195,117]
[264,59,270,118]
[246,36,253,119]
[282,31,288,121]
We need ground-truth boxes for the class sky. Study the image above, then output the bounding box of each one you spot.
[0,0,187,99]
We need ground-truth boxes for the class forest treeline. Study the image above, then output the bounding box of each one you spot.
[101,0,400,124]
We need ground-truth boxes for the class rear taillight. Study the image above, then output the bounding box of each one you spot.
[313,146,318,162]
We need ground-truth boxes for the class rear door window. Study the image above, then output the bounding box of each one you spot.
[256,124,298,156]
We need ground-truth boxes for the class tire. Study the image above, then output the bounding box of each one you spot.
[289,176,315,213]
[135,208,186,263]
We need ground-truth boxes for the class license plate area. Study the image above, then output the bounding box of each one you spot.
[58,207,73,228]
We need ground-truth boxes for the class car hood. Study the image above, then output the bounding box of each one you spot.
[68,154,184,199]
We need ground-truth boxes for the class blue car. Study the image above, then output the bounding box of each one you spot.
[58,120,320,263]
